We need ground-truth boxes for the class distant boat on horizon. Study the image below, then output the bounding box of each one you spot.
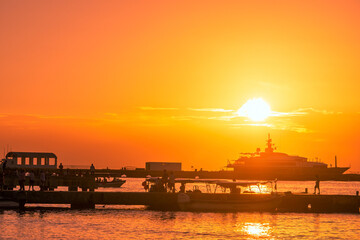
[226,134,349,180]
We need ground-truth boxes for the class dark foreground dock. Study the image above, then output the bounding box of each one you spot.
[1,191,359,213]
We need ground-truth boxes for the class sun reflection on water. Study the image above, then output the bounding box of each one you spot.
[248,184,271,194]
[236,222,271,238]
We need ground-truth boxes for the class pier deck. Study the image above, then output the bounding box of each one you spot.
[1,191,359,213]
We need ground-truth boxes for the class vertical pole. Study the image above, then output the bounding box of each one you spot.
[335,155,337,168]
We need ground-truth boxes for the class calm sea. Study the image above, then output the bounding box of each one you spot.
[1,178,360,239]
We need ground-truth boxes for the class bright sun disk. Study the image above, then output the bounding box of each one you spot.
[237,98,271,121]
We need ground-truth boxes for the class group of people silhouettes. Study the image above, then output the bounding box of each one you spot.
[143,169,176,192]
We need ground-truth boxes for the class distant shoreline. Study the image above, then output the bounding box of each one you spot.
[85,169,360,181]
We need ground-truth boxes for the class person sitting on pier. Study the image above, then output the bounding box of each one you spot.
[142,180,149,192]
[314,175,320,194]
[179,183,185,193]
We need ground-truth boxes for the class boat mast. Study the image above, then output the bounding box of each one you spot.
[265,134,274,153]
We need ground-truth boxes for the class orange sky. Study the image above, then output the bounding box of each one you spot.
[0,1,360,171]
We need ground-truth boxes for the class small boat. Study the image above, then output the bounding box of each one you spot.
[176,180,283,212]
[95,178,126,188]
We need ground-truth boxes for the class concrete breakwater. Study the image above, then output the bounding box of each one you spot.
[1,191,359,213]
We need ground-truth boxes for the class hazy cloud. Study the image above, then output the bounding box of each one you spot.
[229,123,272,128]
[188,108,234,112]
[294,108,342,115]
[139,107,178,111]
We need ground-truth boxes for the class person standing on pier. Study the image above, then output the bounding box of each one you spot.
[18,169,26,191]
[90,164,95,175]
[314,175,320,194]
[2,159,7,172]
[0,169,4,191]
[169,171,175,193]
[28,171,35,191]
[40,171,46,191]
[162,169,168,189]
[58,163,64,176]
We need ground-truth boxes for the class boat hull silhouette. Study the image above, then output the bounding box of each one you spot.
[178,193,283,212]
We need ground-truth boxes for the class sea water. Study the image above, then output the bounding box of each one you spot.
[1,179,360,239]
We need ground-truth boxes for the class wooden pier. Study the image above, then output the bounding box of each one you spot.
[1,191,359,213]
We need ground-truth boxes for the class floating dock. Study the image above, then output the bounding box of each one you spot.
[1,191,359,213]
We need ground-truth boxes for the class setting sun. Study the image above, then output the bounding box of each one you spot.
[237,98,271,122]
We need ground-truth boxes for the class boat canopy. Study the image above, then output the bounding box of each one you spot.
[5,152,57,159]
[146,177,274,187]
[146,177,217,184]
[215,180,274,188]
[2,152,58,169]
[175,179,218,184]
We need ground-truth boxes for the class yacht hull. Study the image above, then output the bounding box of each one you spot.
[178,193,282,212]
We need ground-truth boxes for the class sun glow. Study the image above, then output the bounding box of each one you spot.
[236,223,271,237]
[237,98,271,122]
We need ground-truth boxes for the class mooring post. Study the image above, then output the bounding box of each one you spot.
[68,176,79,191]
[17,191,27,210]
[70,192,95,209]
[68,186,78,191]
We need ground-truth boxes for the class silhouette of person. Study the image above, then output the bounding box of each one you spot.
[28,171,35,191]
[40,171,46,191]
[59,163,64,176]
[0,169,4,191]
[2,159,7,172]
[18,169,26,191]
[180,183,185,193]
[169,171,175,193]
[314,175,320,194]
[90,164,95,175]
[162,169,168,189]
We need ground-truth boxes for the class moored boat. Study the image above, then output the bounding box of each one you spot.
[95,178,126,188]
[176,180,283,212]
[227,134,349,180]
